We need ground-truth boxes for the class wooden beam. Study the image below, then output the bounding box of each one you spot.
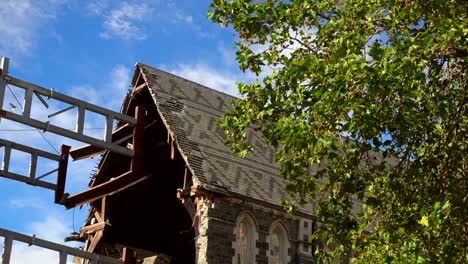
[101,196,107,223]
[93,211,103,223]
[122,248,136,264]
[182,197,196,220]
[183,166,188,189]
[55,145,70,204]
[64,234,87,242]
[131,83,147,95]
[69,123,133,161]
[87,230,103,253]
[64,171,150,209]
[80,222,106,234]
[170,138,175,160]
[130,106,144,173]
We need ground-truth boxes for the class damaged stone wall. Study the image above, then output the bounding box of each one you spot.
[195,196,316,264]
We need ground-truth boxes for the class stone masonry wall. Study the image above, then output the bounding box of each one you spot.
[195,196,316,264]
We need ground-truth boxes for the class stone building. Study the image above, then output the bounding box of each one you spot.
[75,63,317,264]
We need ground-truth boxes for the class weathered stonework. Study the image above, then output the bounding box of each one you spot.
[195,196,316,264]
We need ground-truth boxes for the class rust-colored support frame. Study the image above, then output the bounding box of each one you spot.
[64,171,150,208]
[130,106,144,173]
[69,124,133,161]
[63,107,147,209]
[55,145,70,204]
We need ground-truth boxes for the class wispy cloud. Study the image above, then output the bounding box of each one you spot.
[69,64,130,110]
[7,211,75,264]
[0,0,63,57]
[86,0,109,16]
[165,63,243,97]
[174,10,194,25]
[9,198,47,209]
[217,42,237,66]
[99,2,151,41]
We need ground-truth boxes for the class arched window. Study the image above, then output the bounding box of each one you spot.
[269,221,289,264]
[234,213,256,264]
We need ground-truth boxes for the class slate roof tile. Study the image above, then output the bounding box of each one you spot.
[137,63,313,215]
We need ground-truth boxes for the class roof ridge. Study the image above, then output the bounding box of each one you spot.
[136,62,240,100]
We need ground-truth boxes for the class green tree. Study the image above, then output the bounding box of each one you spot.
[208,0,468,262]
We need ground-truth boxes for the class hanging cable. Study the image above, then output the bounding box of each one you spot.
[72,207,76,233]
[6,84,60,154]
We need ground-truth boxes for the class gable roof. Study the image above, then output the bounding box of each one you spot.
[136,63,313,215]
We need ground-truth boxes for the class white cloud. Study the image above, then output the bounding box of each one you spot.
[28,215,70,242]
[8,243,67,264]
[217,42,237,66]
[9,199,46,209]
[86,0,109,16]
[5,212,75,264]
[110,65,131,95]
[174,10,194,24]
[99,2,151,41]
[0,0,63,57]
[166,63,242,97]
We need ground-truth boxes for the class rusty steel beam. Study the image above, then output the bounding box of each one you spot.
[64,171,150,209]
[130,106,145,173]
[70,124,133,161]
[55,145,70,204]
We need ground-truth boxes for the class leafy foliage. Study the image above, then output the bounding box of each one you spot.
[208,0,468,262]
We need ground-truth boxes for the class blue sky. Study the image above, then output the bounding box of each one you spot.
[0,1,248,262]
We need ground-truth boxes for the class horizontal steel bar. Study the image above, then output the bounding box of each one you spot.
[36,168,58,180]
[0,110,133,157]
[70,120,155,161]
[6,75,136,125]
[34,91,49,108]
[0,228,123,264]
[0,138,60,161]
[0,170,56,190]
[48,105,75,118]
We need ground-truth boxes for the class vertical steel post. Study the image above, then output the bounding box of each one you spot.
[2,145,11,172]
[0,57,10,122]
[55,145,70,204]
[76,105,85,134]
[59,251,68,264]
[2,237,13,264]
[105,115,114,143]
[29,154,38,180]
[22,87,33,117]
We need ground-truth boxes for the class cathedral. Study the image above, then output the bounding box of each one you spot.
[76,62,317,264]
